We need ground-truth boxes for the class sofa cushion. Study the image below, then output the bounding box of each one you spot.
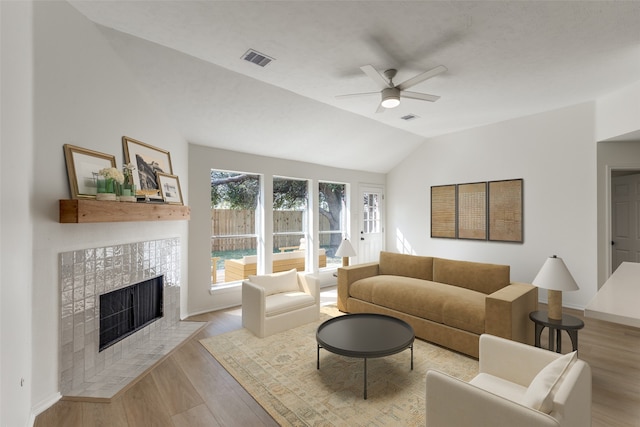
[522,351,577,414]
[248,268,299,296]
[433,257,510,294]
[265,291,315,317]
[469,372,528,403]
[442,291,487,335]
[350,276,486,334]
[379,251,433,280]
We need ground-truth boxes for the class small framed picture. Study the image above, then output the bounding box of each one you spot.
[122,136,173,199]
[156,172,183,205]
[63,144,116,199]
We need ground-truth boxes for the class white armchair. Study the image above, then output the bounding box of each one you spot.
[426,334,591,427]
[242,269,320,338]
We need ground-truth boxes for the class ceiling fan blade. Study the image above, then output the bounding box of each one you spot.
[360,65,392,89]
[401,91,441,102]
[335,92,380,99]
[375,102,386,114]
[397,65,447,91]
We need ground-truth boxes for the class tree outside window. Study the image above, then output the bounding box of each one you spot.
[210,170,259,285]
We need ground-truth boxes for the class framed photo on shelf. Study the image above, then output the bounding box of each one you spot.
[63,144,116,199]
[457,182,487,240]
[122,136,173,199]
[431,184,457,238]
[157,172,183,205]
[488,178,523,242]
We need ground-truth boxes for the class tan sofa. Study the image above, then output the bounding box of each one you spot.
[337,251,538,358]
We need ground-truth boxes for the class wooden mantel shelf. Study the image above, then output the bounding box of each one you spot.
[59,199,190,223]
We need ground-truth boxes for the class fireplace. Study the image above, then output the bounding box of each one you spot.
[99,275,164,351]
[59,238,195,398]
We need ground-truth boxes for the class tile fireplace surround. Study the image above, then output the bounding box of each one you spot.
[59,238,204,399]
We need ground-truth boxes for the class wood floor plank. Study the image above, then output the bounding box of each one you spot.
[121,373,174,427]
[171,403,221,427]
[150,355,204,416]
[171,338,278,426]
[34,400,83,427]
[81,398,129,427]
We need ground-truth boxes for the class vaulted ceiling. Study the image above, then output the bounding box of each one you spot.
[69,1,640,173]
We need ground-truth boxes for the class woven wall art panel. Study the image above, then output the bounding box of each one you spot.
[431,185,457,238]
[458,182,487,240]
[488,179,523,242]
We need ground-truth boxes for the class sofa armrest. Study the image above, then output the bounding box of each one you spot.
[426,370,560,427]
[297,273,320,303]
[337,262,379,312]
[241,280,266,335]
[485,282,538,345]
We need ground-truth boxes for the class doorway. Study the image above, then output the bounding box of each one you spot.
[610,170,640,272]
[359,185,384,263]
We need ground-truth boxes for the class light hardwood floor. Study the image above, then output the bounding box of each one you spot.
[36,296,640,426]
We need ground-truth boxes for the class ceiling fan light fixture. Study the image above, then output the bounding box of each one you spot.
[381,87,400,108]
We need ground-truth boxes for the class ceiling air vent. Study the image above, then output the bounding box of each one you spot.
[242,49,274,67]
[400,114,420,121]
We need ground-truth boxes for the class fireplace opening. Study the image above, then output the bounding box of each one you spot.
[99,275,164,351]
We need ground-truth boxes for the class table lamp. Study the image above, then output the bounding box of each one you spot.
[335,238,357,267]
[532,255,579,320]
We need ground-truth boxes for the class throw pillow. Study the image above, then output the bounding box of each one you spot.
[248,269,299,296]
[522,351,577,414]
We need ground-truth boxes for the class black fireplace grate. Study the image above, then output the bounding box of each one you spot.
[99,275,163,351]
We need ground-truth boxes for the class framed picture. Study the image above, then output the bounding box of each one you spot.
[122,136,173,199]
[63,144,116,199]
[488,179,523,242]
[457,182,487,240]
[431,185,457,238]
[156,172,183,205]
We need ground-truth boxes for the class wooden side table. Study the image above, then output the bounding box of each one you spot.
[529,310,584,353]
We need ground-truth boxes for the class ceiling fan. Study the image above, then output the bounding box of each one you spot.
[337,64,447,113]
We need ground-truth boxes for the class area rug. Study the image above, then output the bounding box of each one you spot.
[199,306,478,426]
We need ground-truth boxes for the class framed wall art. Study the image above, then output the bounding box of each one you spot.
[122,136,173,199]
[431,185,457,238]
[157,172,183,205]
[457,182,487,240]
[488,179,523,242]
[63,144,116,199]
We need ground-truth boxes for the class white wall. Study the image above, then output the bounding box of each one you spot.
[387,103,598,310]
[596,80,640,142]
[26,1,189,420]
[187,144,385,315]
[1,2,35,426]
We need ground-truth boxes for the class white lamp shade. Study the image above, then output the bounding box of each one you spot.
[532,255,579,292]
[335,239,357,258]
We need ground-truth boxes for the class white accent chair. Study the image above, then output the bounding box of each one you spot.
[426,334,591,427]
[242,269,320,338]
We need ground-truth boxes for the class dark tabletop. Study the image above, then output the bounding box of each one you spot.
[529,310,585,330]
[316,313,414,359]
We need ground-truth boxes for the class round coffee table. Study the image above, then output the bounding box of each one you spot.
[316,313,414,399]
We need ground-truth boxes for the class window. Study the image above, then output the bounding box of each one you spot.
[210,171,349,285]
[273,176,308,258]
[319,182,347,268]
[363,191,381,234]
[210,170,260,285]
